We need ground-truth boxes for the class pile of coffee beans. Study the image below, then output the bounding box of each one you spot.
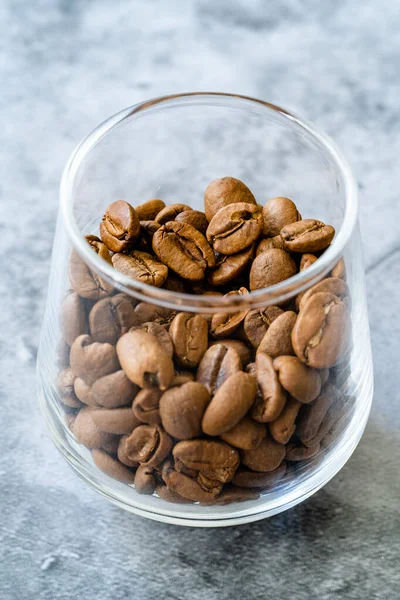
[57,176,349,505]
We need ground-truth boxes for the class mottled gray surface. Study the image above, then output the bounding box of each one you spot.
[1,1,400,599]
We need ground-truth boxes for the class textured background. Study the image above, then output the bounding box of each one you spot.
[1,1,400,599]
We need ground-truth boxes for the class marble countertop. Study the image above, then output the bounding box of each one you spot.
[1,1,399,599]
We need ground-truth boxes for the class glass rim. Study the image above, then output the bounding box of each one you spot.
[60,92,359,313]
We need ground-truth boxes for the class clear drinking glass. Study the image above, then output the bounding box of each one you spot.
[37,93,373,526]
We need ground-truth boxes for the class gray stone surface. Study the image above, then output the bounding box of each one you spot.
[1,1,399,599]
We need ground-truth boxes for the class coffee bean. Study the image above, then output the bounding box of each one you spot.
[132,388,162,424]
[90,370,138,408]
[74,377,100,407]
[175,210,208,234]
[173,439,240,483]
[204,176,257,222]
[134,465,156,494]
[135,199,166,221]
[124,425,172,467]
[112,251,168,287]
[269,397,302,444]
[162,462,223,502]
[298,277,349,311]
[299,253,318,271]
[209,339,253,366]
[199,485,260,505]
[251,352,286,423]
[137,220,161,253]
[56,368,81,408]
[92,449,136,484]
[296,382,343,443]
[71,407,115,449]
[169,312,209,367]
[154,203,193,225]
[159,382,210,439]
[330,257,346,280]
[69,236,114,300]
[206,202,262,255]
[220,416,266,450]
[196,344,242,395]
[152,221,215,281]
[208,246,254,286]
[243,306,283,348]
[70,334,120,385]
[301,392,344,448]
[170,371,195,386]
[134,302,176,326]
[281,219,335,253]
[91,407,141,435]
[273,356,321,403]
[156,484,193,504]
[61,292,88,346]
[257,310,297,357]
[101,436,121,454]
[89,293,139,344]
[202,372,257,436]
[292,291,350,368]
[255,235,285,255]
[249,248,297,291]
[118,435,140,467]
[232,462,287,488]
[241,433,285,472]
[210,287,249,338]
[162,274,188,294]
[285,443,320,462]
[130,321,174,357]
[262,196,301,237]
[100,200,140,252]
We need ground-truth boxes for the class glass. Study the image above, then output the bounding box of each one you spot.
[37,93,373,526]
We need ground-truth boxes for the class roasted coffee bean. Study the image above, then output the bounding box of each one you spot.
[124,425,172,467]
[136,220,161,253]
[156,484,193,504]
[298,277,349,311]
[162,274,188,294]
[331,257,346,280]
[210,287,249,338]
[204,176,257,222]
[112,251,168,287]
[175,210,208,234]
[292,292,350,368]
[202,372,257,436]
[208,246,253,286]
[249,248,297,291]
[241,433,285,472]
[269,397,302,444]
[199,485,260,505]
[160,382,210,439]
[69,236,113,300]
[70,335,120,385]
[262,196,301,237]
[74,377,100,407]
[100,200,140,252]
[90,370,138,408]
[251,352,287,423]
[206,202,262,255]
[132,388,162,424]
[101,436,121,454]
[92,449,136,484]
[273,356,321,403]
[232,462,287,488]
[196,344,242,395]
[130,321,174,357]
[255,235,285,256]
[152,221,215,281]
[61,292,88,346]
[257,310,297,357]
[301,393,344,448]
[134,302,176,326]
[57,338,71,367]
[169,312,209,367]
[170,371,195,386]
[296,382,343,443]
[117,329,174,390]
[220,417,266,450]
[91,407,141,435]
[56,368,81,408]
[209,339,252,366]
[300,253,318,271]
[243,306,283,348]
[285,442,320,462]
[162,462,223,502]
[71,407,115,449]
[154,203,193,225]
[135,199,166,221]
[89,293,139,344]
[173,439,240,483]
[118,436,140,467]
[134,465,156,494]
[281,219,335,253]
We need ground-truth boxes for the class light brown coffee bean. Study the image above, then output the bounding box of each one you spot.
[124,425,172,467]
[175,210,208,234]
[89,294,139,344]
[69,236,114,300]
[56,368,81,408]
[210,287,249,338]
[61,292,88,346]
[152,221,215,281]
[206,202,262,255]
[273,356,321,403]
[262,197,301,237]
[90,370,138,408]
[74,377,100,407]
[209,339,253,366]
[91,407,141,435]
[301,393,344,448]
[299,253,318,271]
[255,235,285,256]
[202,372,257,436]
[232,462,287,488]
[162,462,223,502]
[132,388,162,424]
[130,321,174,357]
[169,312,209,368]
[134,465,156,494]
[92,449,136,484]
[135,199,166,221]
[112,251,168,287]
[249,248,297,291]
[101,436,121,454]
[296,382,343,442]
[117,435,140,467]
[330,257,346,280]
[159,382,210,439]
[269,397,302,444]
[241,433,285,472]
[298,277,349,311]
[257,310,297,357]
[196,344,242,395]
[100,200,140,252]
[243,306,284,348]
[134,302,176,327]
[154,203,193,225]
[251,352,286,423]
[156,484,193,504]
[137,220,161,253]
[208,246,253,286]
[220,417,266,450]
[70,334,120,385]
[116,329,174,390]
[170,371,195,386]
[173,439,240,483]
[200,485,260,505]
[162,274,188,294]
[285,443,320,462]
[292,292,350,368]
[281,219,335,253]
[204,176,257,222]
[71,407,115,449]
